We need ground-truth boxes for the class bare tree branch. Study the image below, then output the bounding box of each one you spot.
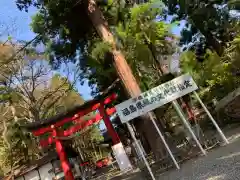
[1,41,82,124]
[0,35,40,69]
[38,64,81,112]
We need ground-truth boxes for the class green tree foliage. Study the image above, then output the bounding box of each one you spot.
[0,120,39,173]
[17,0,94,67]
[163,0,240,56]
[180,38,240,103]
[16,0,118,96]
[71,1,177,100]
[113,1,177,88]
[73,125,107,163]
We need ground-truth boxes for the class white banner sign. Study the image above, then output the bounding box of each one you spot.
[115,74,198,123]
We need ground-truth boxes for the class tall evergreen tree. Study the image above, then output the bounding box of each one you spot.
[163,0,240,57]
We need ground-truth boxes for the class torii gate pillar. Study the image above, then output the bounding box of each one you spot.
[99,102,120,145]
[52,125,74,180]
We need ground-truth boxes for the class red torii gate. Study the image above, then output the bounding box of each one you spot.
[24,92,120,180]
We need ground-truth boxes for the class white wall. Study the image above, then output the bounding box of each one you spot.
[39,163,54,180]
[24,170,40,180]
[16,163,54,180]
[15,177,24,180]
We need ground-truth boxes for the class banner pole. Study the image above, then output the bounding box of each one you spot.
[193,91,229,144]
[126,122,156,180]
[172,100,207,155]
[147,112,180,169]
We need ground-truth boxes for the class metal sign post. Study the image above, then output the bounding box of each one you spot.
[147,112,180,169]
[172,100,207,155]
[115,74,199,171]
[115,73,229,172]
[193,91,229,144]
[126,122,156,180]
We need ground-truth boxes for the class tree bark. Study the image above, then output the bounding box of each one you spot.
[86,0,163,158]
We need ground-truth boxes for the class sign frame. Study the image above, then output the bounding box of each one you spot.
[115,73,198,123]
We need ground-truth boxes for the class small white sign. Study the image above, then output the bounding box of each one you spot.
[112,143,132,172]
[115,74,198,123]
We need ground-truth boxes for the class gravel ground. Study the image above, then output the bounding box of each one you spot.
[157,128,240,180]
[110,126,240,180]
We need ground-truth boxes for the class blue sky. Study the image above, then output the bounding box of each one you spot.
[0,0,93,100]
[0,0,36,41]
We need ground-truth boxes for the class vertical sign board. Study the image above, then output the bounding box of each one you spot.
[112,142,133,172]
[115,74,198,123]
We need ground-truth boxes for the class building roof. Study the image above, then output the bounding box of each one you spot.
[4,151,58,179]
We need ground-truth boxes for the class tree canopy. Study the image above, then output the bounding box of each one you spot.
[163,0,240,56]
[0,41,103,174]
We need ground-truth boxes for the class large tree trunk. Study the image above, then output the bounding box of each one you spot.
[86,0,164,158]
